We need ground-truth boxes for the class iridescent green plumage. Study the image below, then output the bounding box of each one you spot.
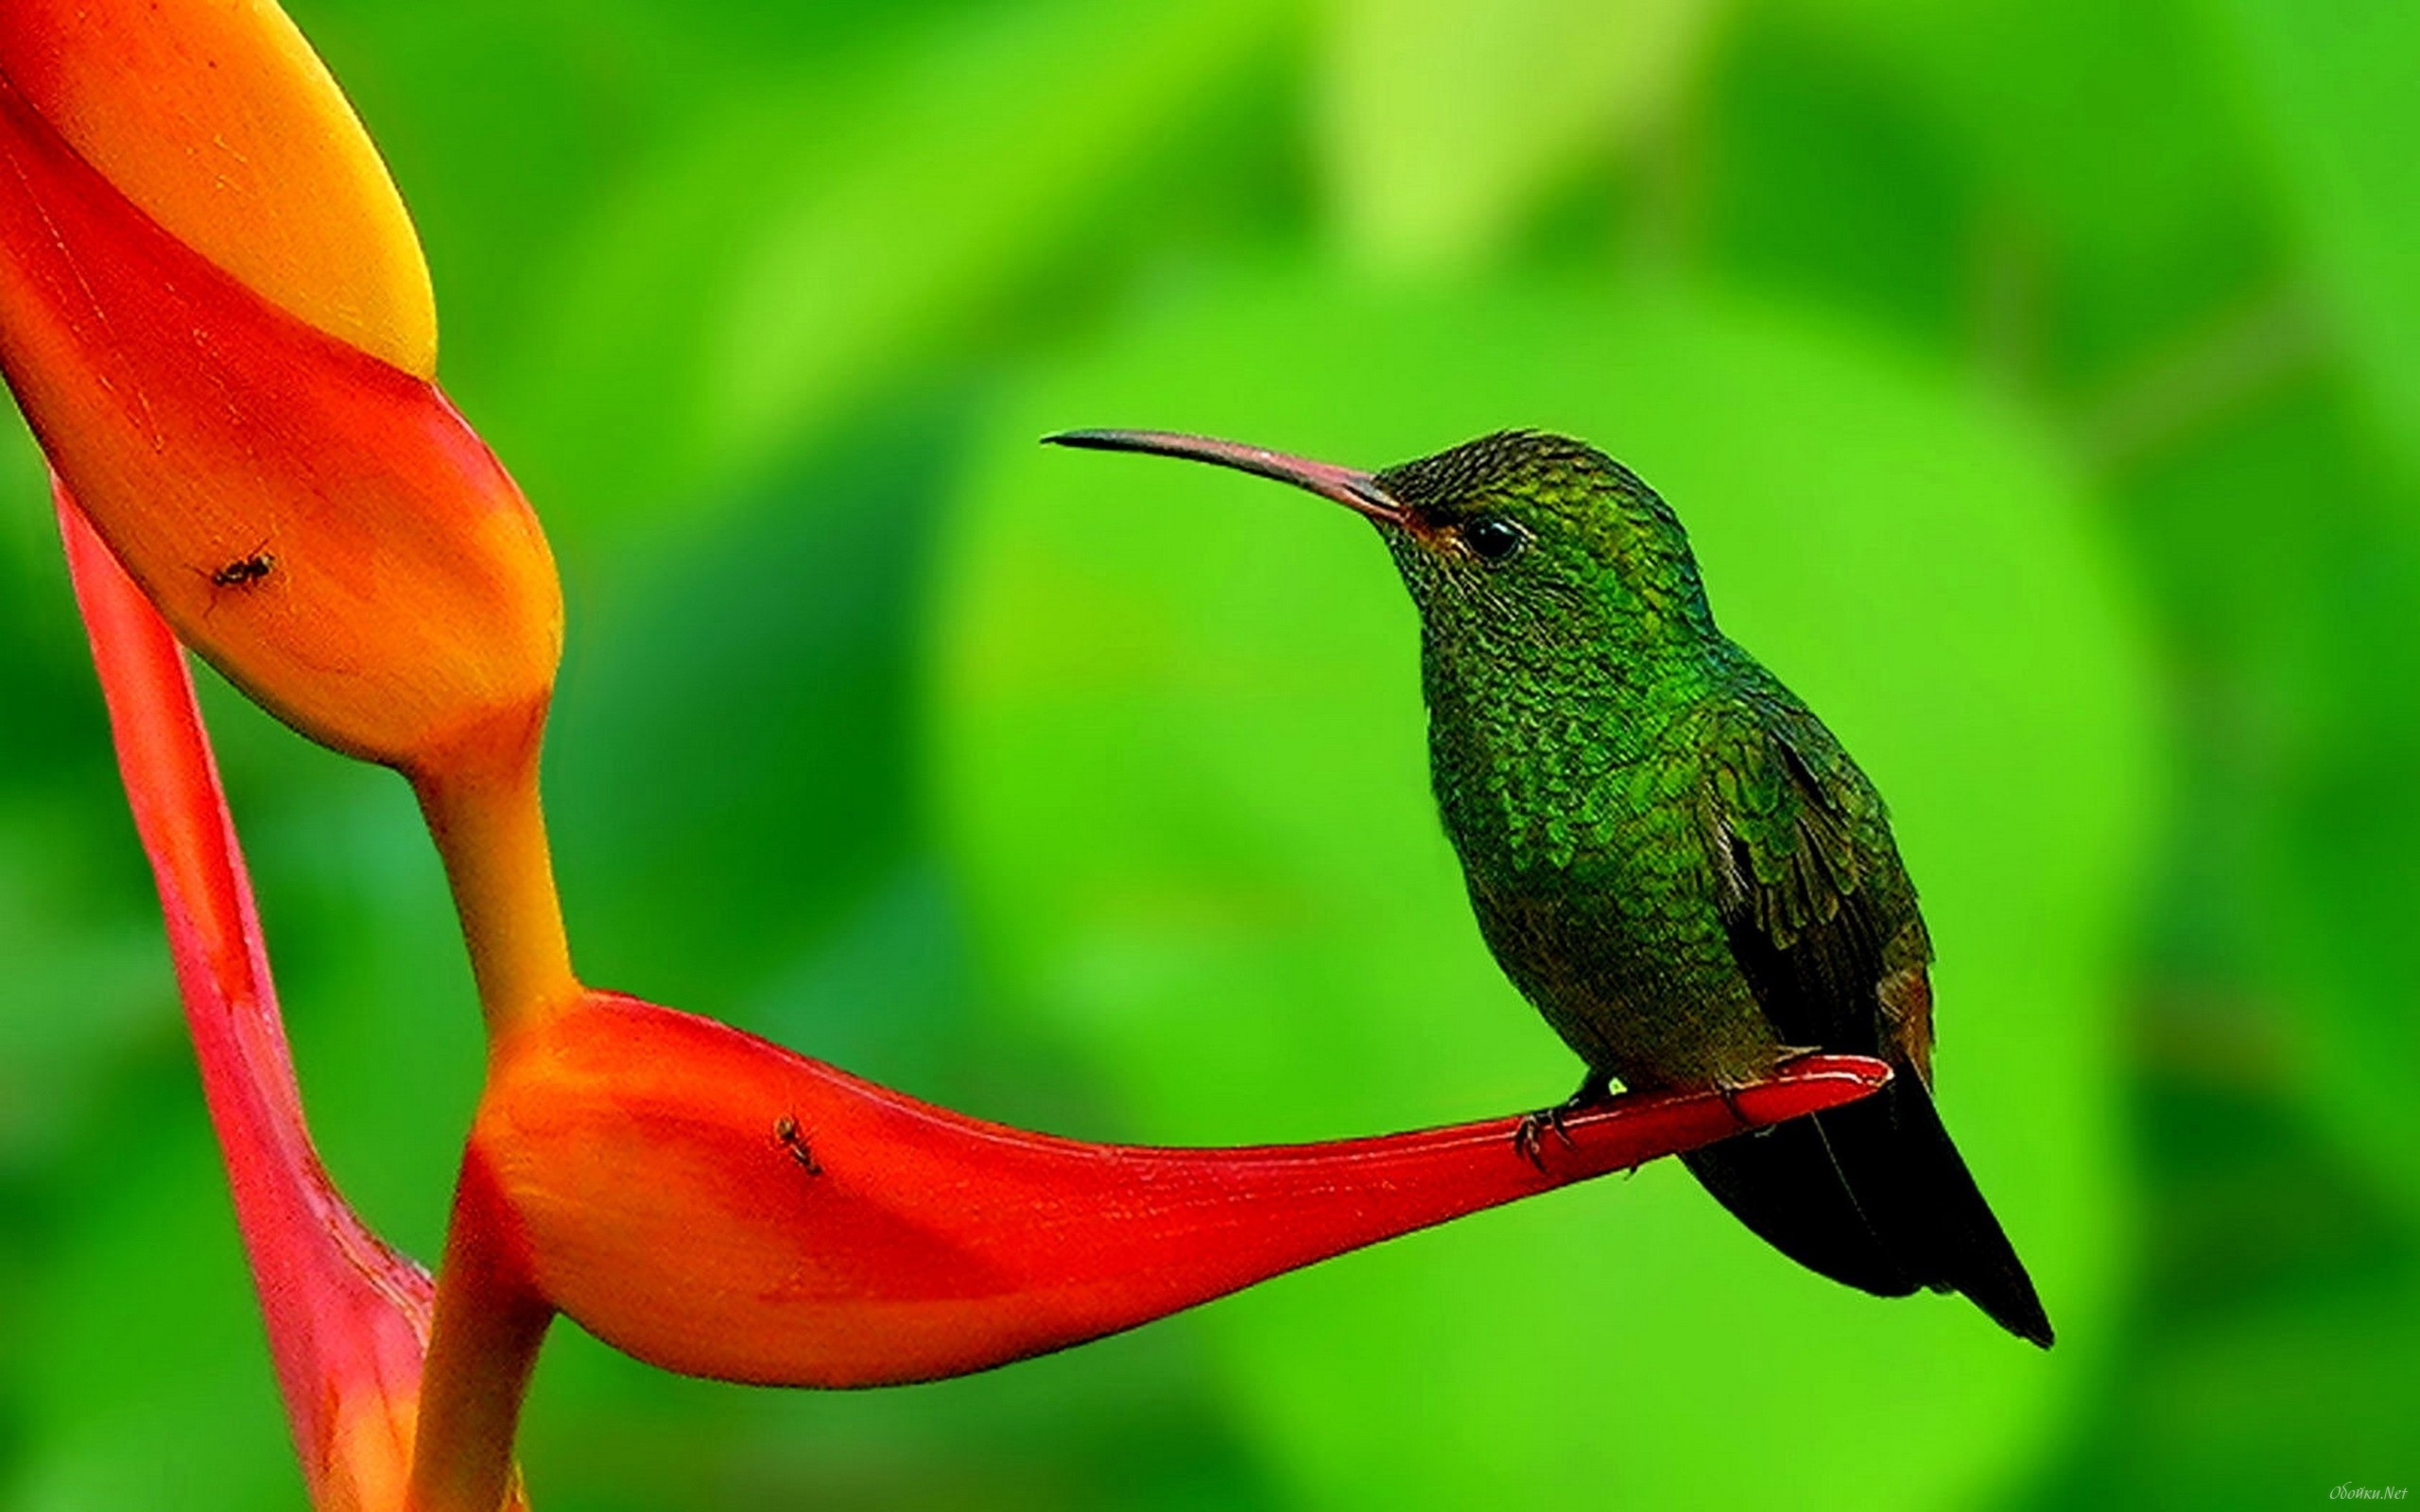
[1049,425,2051,1347]
[1376,433,1923,1089]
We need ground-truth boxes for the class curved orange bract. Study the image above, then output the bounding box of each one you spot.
[0,73,558,773]
[0,0,436,375]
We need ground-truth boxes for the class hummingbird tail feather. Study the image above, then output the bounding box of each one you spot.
[1679,1069,2053,1347]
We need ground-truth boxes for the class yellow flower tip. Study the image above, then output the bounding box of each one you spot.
[0,0,438,377]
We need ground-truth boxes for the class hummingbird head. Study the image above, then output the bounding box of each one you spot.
[1045,428,1715,662]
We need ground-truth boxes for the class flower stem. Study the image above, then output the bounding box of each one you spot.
[409,1151,550,1512]
[410,710,579,1041]
[60,489,440,1508]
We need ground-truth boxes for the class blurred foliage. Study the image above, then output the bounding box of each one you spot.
[0,0,2413,1507]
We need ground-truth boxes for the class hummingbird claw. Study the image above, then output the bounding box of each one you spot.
[1716,1083,1752,1130]
[1513,1073,1612,1170]
[1512,1112,1552,1172]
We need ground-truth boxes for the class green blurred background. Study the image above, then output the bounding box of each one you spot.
[2,0,2415,1505]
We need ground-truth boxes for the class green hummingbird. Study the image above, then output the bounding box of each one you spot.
[1046,426,2052,1348]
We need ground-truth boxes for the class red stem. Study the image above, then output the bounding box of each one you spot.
[58,488,434,1507]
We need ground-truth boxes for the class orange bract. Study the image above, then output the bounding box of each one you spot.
[0,0,437,375]
[0,74,559,774]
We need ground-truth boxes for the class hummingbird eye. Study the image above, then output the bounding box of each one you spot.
[1460,514,1530,563]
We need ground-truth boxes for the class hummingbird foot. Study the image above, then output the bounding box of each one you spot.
[1713,1077,1776,1136]
[1511,1112,1558,1171]
[1512,1071,1616,1171]
[1730,1051,1826,1136]
[1711,1077,1756,1127]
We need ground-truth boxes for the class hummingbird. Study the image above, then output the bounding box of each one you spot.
[1046,426,2053,1347]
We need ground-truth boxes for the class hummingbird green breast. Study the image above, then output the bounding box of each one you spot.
[1046,424,2050,1346]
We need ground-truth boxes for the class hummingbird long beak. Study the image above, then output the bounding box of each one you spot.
[1045,429,1407,526]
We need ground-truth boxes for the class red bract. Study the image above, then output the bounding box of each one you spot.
[420,1022,1893,1511]
[468,996,1891,1390]
[57,493,474,1512]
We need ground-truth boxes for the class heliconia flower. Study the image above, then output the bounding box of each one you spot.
[17,6,1894,1510]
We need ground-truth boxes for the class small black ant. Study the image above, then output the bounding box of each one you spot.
[205,542,276,590]
[773,1114,821,1176]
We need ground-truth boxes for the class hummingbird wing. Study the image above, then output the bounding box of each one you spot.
[1696,690,1933,1072]
[1685,689,2052,1346]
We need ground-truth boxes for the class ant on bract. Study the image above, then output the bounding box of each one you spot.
[208,543,276,589]
[197,541,277,616]
[773,1114,821,1176]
